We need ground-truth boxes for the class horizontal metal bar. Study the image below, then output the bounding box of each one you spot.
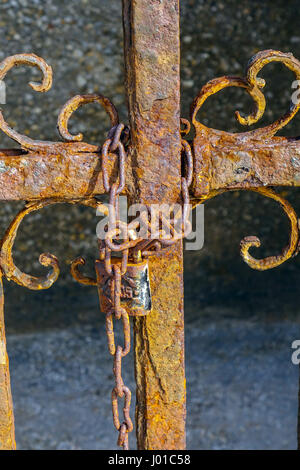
[1,136,300,202]
[0,149,121,200]
[192,134,300,199]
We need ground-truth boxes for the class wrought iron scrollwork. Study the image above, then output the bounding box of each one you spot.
[57,94,119,142]
[0,200,60,289]
[190,49,300,270]
[0,198,106,290]
[0,52,119,287]
[1,49,300,273]
[0,53,119,153]
[0,54,53,151]
[240,188,299,270]
[70,256,97,286]
[191,49,300,137]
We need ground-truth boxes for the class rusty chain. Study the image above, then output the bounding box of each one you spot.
[100,123,133,450]
[99,121,193,450]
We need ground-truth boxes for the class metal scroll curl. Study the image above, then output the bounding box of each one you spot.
[0,54,119,153]
[191,49,300,137]
[191,187,299,271]
[239,188,299,270]
[0,54,54,151]
[57,94,119,143]
[0,198,106,290]
[70,256,97,286]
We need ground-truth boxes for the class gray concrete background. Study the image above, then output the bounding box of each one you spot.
[0,0,299,449]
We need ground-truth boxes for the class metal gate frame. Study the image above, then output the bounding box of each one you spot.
[0,0,300,450]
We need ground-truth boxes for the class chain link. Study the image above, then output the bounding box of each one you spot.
[100,124,134,450]
[99,122,193,450]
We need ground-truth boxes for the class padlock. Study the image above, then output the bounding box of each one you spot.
[95,258,151,316]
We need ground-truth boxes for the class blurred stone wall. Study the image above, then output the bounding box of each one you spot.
[0,0,300,332]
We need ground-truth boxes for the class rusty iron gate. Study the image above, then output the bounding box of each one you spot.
[0,0,300,450]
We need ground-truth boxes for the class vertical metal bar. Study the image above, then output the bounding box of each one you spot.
[123,0,186,450]
[0,273,15,450]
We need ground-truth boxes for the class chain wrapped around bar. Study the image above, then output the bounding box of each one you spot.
[131,123,193,259]
[99,122,134,450]
[99,121,193,450]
